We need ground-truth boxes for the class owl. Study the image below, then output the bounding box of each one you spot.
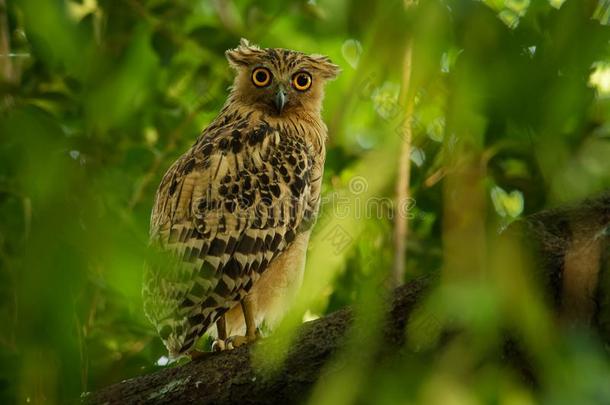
[143,39,340,359]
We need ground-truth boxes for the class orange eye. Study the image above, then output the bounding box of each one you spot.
[252,67,272,87]
[292,72,312,91]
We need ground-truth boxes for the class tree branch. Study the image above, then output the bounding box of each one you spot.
[392,1,417,287]
[85,192,610,405]
[85,277,429,405]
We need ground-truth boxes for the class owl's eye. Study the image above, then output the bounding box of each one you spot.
[292,72,312,91]
[252,67,272,87]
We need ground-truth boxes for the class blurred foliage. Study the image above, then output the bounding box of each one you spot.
[1,0,610,403]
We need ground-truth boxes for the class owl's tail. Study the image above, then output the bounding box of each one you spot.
[160,315,213,361]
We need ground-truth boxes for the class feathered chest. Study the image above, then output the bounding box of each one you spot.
[144,116,325,354]
[151,118,324,240]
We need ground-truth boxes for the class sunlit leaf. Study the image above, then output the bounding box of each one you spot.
[410,146,426,167]
[427,116,445,142]
[549,0,566,9]
[67,0,99,21]
[594,0,610,25]
[498,9,520,29]
[589,62,610,96]
[371,81,400,120]
[341,39,363,69]
[490,186,524,218]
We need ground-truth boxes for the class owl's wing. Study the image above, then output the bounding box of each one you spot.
[143,120,318,356]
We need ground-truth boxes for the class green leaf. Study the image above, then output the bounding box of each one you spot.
[491,186,524,218]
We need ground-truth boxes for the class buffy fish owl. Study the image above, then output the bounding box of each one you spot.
[142,39,340,358]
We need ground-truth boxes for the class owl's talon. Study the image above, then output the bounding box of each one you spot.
[212,339,226,352]
[225,334,257,349]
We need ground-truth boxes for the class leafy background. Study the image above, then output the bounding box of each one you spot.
[2,0,610,403]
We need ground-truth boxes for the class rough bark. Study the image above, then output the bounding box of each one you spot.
[85,277,429,405]
[86,192,610,405]
[512,192,610,319]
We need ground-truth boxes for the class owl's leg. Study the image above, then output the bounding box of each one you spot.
[243,295,257,341]
[212,315,227,352]
[226,295,260,349]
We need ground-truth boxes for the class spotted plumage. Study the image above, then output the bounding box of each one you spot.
[143,39,340,358]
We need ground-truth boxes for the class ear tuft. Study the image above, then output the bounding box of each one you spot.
[225,38,262,69]
[310,55,341,80]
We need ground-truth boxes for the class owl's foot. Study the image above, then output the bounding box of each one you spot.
[212,327,261,350]
[226,335,249,349]
[224,329,261,349]
[224,295,260,349]
[211,314,228,352]
[211,338,226,352]
[212,296,260,350]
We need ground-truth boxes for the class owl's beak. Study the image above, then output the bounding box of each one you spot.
[274,89,287,114]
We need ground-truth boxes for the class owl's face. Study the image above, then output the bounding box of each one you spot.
[226,39,340,116]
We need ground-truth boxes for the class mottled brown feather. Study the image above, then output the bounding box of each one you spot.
[143,39,339,358]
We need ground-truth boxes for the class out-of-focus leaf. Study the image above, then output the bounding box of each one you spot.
[341,39,363,69]
[85,26,159,132]
[491,186,524,218]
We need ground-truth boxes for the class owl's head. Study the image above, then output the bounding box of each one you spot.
[226,39,340,116]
